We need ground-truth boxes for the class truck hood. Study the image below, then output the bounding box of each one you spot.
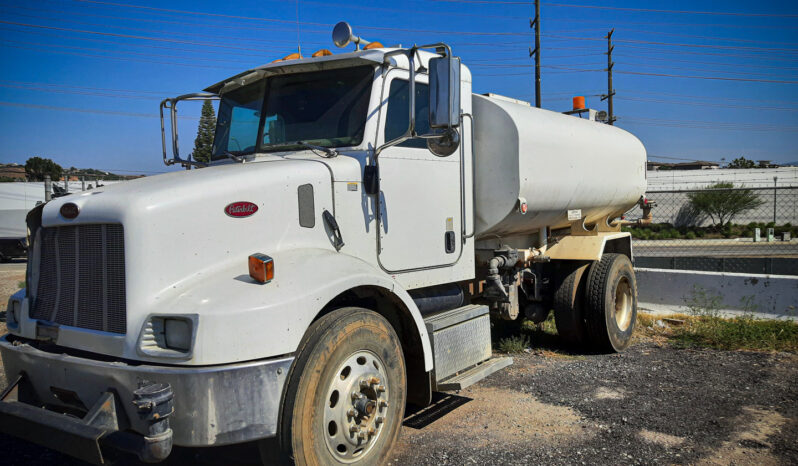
[39,158,336,358]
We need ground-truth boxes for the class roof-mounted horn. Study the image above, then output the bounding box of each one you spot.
[332,21,371,50]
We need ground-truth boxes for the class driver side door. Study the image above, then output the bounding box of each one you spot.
[375,71,462,273]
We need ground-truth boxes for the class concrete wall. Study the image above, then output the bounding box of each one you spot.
[636,267,798,318]
[647,167,798,190]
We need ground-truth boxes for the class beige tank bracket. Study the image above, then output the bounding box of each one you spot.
[596,214,622,233]
[570,217,598,236]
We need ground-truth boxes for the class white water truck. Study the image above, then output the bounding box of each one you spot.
[1,22,648,465]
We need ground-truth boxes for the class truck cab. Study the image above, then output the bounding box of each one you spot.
[1,22,646,465]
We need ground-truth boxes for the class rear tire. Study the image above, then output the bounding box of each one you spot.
[585,254,637,353]
[553,262,590,345]
[271,307,406,466]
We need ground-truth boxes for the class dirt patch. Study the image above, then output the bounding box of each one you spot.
[594,386,625,400]
[697,406,787,466]
[638,428,686,448]
[394,385,593,457]
[0,265,25,335]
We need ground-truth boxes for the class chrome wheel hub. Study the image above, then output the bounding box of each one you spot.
[614,276,633,331]
[324,350,389,462]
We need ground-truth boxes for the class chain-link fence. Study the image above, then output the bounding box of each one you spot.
[623,186,798,275]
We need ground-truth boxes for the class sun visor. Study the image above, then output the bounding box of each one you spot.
[204,50,386,94]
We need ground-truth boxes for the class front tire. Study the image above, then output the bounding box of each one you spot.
[585,253,637,352]
[273,307,406,465]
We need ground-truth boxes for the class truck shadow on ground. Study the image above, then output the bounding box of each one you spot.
[403,392,472,430]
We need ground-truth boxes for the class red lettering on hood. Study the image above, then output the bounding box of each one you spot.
[225,201,258,218]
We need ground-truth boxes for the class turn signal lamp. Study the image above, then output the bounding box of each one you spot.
[363,42,384,50]
[312,49,333,57]
[249,253,274,284]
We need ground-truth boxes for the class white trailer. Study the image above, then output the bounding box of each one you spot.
[0,22,647,465]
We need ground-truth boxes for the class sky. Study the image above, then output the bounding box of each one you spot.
[0,0,797,175]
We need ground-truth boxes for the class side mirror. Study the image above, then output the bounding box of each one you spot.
[429,55,461,129]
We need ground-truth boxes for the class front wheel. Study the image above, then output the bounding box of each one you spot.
[584,253,638,352]
[272,307,406,465]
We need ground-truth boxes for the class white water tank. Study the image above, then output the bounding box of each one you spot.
[472,94,647,240]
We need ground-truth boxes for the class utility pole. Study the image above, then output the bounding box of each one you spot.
[600,28,616,125]
[529,0,541,108]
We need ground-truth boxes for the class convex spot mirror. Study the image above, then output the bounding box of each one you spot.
[429,55,461,129]
[427,128,460,157]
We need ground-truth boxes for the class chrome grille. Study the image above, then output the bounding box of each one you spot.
[30,224,126,334]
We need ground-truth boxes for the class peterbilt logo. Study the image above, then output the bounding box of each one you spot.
[224,201,258,218]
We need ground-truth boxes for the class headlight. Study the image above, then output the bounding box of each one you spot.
[7,298,20,327]
[164,318,191,351]
[138,315,197,358]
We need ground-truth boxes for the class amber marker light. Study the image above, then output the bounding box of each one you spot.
[249,253,274,284]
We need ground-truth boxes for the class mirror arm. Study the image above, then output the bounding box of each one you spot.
[160,93,219,169]
[372,43,455,165]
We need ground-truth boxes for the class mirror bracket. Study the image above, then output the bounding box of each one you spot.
[160,93,220,169]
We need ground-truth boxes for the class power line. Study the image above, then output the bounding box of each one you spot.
[427,0,532,4]
[542,2,798,18]
[70,0,532,36]
[0,80,172,95]
[0,20,296,52]
[1,43,240,70]
[615,96,797,112]
[546,34,798,53]
[0,101,195,119]
[614,70,798,84]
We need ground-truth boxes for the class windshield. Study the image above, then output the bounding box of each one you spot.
[211,66,374,160]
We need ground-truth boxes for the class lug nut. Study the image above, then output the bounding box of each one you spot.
[379,400,389,409]
[368,376,381,385]
[359,380,370,389]
[351,391,362,400]
[357,430,366,440]
[376,385,386,393]
[375,416,384,425]
[349,425,359,433]
[347,408,357,417]
[368,427,376,436]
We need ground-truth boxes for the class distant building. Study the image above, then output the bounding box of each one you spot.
[647,161,673,171]
[0,164,27,180]
[757,160,778,168]
[647,160,719,171]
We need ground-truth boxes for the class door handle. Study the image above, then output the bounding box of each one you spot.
[323,210,345,252]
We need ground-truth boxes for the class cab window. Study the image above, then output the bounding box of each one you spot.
[383,80,430,149]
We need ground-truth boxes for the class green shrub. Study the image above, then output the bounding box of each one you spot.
[685,231,697,239]
[498,335,530,353]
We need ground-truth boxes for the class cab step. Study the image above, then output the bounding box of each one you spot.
[436,356,513,392]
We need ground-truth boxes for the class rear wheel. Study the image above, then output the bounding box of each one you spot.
[584,253,637,352]
[553,262,590,345]
[271,307,406,465]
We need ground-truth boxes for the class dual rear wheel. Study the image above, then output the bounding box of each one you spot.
[553,253,637,352]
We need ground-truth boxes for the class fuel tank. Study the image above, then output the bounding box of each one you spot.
[471,94,647,240]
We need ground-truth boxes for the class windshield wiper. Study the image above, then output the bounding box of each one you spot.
[223,151,245,163]
[297,141,338,158]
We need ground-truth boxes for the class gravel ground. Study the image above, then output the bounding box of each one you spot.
[1,263,796,465]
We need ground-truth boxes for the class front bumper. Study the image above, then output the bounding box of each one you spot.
[0,335,293,462]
